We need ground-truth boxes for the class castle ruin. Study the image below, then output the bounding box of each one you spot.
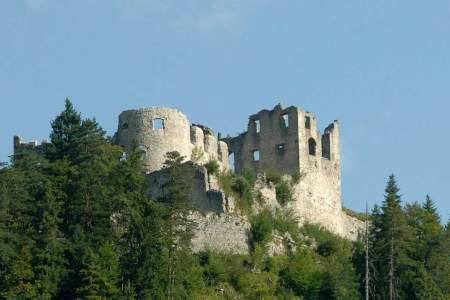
[14,103,363,253]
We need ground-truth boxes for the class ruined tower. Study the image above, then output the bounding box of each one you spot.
[114,107,229,174]
[223,104,343,212]
[224,105,340,182]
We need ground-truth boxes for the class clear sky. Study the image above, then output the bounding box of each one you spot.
[1,1,449,219]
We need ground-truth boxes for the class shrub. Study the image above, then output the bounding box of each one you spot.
[265,169,282,185]
[241,168,256,187]
[272,209,300,240]
[279,249,325,299]
[217,171,254,215]
[276,179,293,205]
[191,146,204,162]
[250,209,274,248]
[264,170,295,205]
[198,251,227,286]
[291,171,304,185]
[205,160,220,175]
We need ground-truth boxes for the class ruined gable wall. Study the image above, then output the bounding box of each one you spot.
[224,104,358,239]
[293,109,346,236]
[226,104,301,176]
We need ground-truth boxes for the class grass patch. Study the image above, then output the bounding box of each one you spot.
[343,207,370,222]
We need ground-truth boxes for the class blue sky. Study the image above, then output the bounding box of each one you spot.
[1,0,449,219]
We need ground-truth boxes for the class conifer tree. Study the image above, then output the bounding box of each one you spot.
[427,219,450,297]
[159,151,197,299]
[0,165,37,299]
[371,175,415,299]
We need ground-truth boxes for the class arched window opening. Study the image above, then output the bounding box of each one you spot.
[308,138,316,156]
[121,122,129,130]
[153,118,165,130]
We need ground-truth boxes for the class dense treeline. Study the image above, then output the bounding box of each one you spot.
[0,100,448,299]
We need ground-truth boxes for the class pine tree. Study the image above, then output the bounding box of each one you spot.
[427,219,450,297]
[421,195,444,262]
[46,98,106,163]
[0,165,37,299]
[75,249,103,300]
[371,175,415,299]
[158,151,197,299]
[111,142,166,299]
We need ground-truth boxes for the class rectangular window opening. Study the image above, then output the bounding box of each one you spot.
[254,119,260,133]
[282,114,289,128]
[305,116,311,129]
[252,150,260,161]
[153,118,165,130]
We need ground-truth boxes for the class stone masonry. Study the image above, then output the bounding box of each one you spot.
[14,104,364,252]
[112,104,363,243]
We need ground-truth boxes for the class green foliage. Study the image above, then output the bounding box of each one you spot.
[75,244,120,300]
[250,208,301,252]
[276,178,294,205]
[190,146,204,163]
[265,169,295,205]
[291,171,304,185]
[204,160,220,175]
[367,175,449,299]
[1,101,448,300]
[250,209,274,249]
[218,170,255,215]
[265,169,282,185]
[280,249,324,299]
[343,207,370,222]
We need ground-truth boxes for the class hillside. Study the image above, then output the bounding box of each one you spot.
[0,100,448,299]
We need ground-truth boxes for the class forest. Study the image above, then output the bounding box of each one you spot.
[0,100,448,299]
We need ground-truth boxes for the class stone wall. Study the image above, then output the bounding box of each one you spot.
[190,212,251,254]
[224,104,301,176]
[223,104,342,218]
[147,163,234,214]
[115,107,228,174]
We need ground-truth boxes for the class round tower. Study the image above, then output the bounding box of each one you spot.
[116,107,192,173]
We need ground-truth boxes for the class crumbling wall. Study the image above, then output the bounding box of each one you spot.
[116,107,193,173]
[147,163,233,214]
[225,104,301,176]
[190,124,228,171]
[115,107,228,174]
[190,212,251,254]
